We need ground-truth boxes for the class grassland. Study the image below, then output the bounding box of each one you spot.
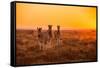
[16,29,97,65]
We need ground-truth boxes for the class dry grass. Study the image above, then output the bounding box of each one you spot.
[16,29,97,65]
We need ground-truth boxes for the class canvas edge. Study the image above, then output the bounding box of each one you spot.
[10,1,16,67]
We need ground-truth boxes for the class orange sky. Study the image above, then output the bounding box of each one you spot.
[16,3,96,30]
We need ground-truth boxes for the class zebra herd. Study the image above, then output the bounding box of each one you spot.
[36,25,61,50]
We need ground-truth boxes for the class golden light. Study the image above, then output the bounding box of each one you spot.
[16,3,96,30]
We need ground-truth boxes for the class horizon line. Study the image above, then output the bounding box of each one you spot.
[16,28,96,30]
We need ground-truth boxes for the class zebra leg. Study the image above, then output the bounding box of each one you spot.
[57,38,60,47]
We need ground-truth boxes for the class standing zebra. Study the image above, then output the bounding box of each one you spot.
[54,25,61,46]
[37,27,44,50]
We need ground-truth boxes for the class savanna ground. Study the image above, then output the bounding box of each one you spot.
[16,29,97,65]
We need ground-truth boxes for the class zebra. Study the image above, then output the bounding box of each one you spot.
[54,25,61,47]
[37,27,52,50]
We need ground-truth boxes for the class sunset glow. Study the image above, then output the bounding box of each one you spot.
[16,3,96,30]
